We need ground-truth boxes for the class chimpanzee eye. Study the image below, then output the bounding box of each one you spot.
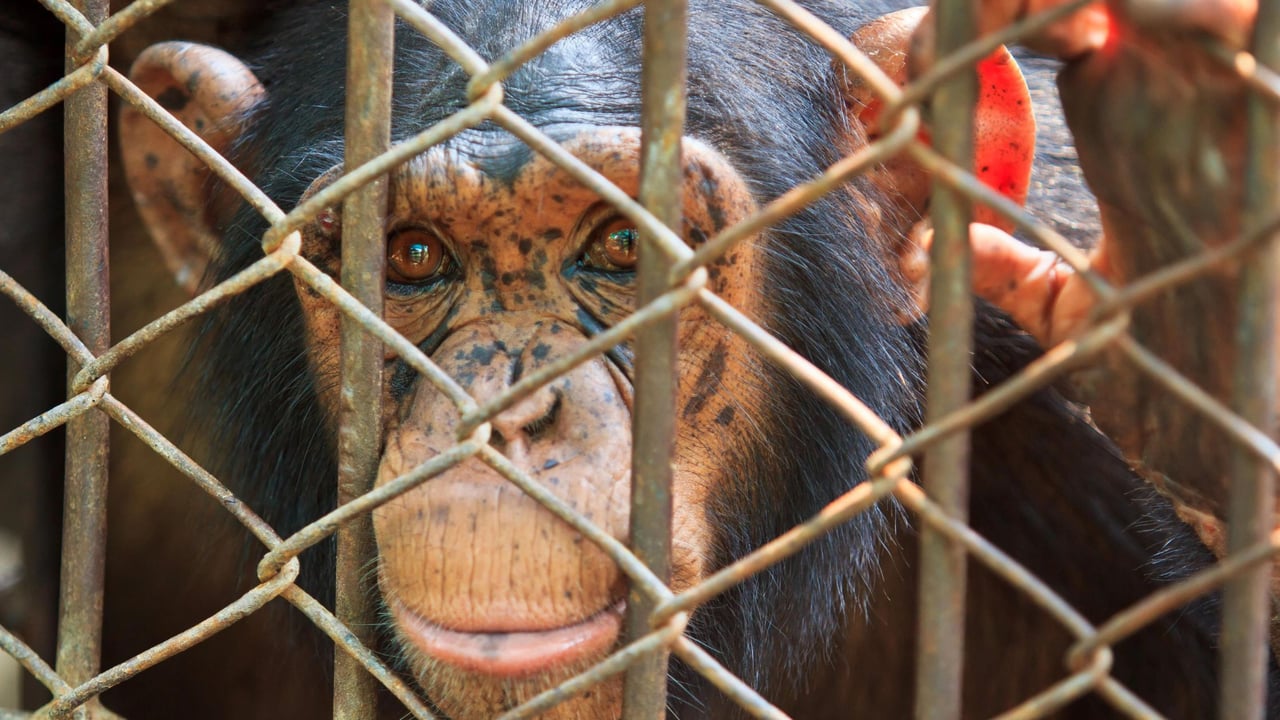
[581,216,639,273]
[387,228,452,284]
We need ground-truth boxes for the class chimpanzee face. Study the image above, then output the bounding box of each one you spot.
[280,127,765,718]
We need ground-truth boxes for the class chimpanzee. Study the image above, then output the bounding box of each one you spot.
[116,0,1269,717]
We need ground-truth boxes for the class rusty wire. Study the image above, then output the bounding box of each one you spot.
[44,560,301,718]
[70,231,302,394]
[280,586,440,720]
[0,45,105,134]
[0,0,1277,718]
[498,614,689,720]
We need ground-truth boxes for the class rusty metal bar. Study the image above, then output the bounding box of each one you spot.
[622,1,685,716]
[882,0,1092,121]
[334,0,394,717]
[913,0,977,715]
[1220,1,1280,717]
[0,381,106,457]
[55,1,109,717]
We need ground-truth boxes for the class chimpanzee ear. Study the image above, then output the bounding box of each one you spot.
[841,7,1036,234]
[120,42,265,295]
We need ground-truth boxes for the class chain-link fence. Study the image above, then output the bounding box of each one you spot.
[0,0,1278,717]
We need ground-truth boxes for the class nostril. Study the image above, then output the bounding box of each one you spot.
[521,393,561,442]
[490,428,508,450]
[489,386,561,452]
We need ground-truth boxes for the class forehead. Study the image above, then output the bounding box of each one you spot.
[382,126,751,230]
[388,127,644,216]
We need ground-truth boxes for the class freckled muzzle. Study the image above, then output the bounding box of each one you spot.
[372,319,632,678]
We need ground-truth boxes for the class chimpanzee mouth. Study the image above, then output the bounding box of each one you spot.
[392,600,626,678]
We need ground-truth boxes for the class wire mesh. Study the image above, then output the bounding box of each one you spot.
[0,0,1275,718]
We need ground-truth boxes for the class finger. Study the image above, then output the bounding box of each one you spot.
[913,223,1099,346]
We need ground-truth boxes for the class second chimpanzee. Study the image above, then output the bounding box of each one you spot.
[117,0,1267,717]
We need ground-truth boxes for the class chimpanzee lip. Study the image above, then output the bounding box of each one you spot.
[393,600,625,678]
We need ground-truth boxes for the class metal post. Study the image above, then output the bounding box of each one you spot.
[57,2,110,718]
[914,0,976,716]
[622,0,685,717]
[1220,2,1279,717]
[335,0,393,717]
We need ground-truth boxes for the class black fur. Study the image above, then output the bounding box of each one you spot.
[187,1,1264,717]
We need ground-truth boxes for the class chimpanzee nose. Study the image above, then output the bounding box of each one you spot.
[419,319,626,470]
[488,385,560,456]
[454,320,577,464]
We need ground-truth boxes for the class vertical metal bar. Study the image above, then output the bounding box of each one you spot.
[335,0,393,717]
[622,0,685,717]
[57,1,110,717]
[1220,4,1279,718]
[913,0,976,717]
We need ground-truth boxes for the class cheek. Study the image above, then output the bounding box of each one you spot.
[293,280,343,416]
[670,464,715,593]
[671,308,767,590]
[385,289,459,350]
[669,215,765,588]
[703,243,758,306]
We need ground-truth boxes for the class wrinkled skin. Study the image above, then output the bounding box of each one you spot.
[115,0,1273,717]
